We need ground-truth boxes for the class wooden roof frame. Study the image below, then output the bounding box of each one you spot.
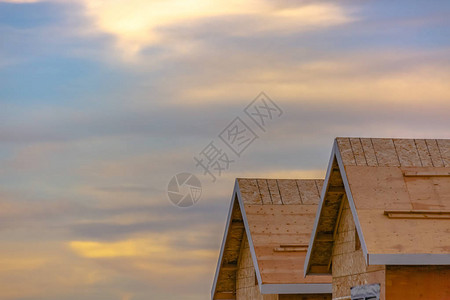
[212,179,332,300]
[304,138,450,276]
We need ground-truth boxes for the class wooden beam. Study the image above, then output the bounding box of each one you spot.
[214,292,236,299]
[316,233,334,242]
[221,263,238,271]
[403,170,450,177]
[274,244,308,252]
[384,210,450,219]
[309,265,330,274]
[327,186,345,193]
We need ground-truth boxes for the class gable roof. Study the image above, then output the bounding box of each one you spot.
[212,178,332,300]
[305,138,450,275]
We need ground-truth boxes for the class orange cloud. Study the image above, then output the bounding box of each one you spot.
[80,1,352,58]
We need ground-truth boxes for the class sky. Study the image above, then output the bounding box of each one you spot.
[0,0,450,299]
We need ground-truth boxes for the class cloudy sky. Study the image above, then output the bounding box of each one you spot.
[1,0,450,299]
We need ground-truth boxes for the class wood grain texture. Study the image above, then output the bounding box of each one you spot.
[236,231,268,300]
[437,139,450,167]
[393,139,421,167]
[257,179,272,205]
[337,138,450,168]
[267,179,282,205]
[350,138,367,166]
[217,178,330,299]
[297,180,321,205]
[415,139,433,167]
[345,165,450,254]
[360,138,378,166]
[215,198,245,299]
[238,179,261,204]
[245,204,331,284]
[277,180,302,205]
[371,138,400,167]
[386,266,450,300]
[336,138,356,166]
[426,139,444,167]
[332,199,386,300]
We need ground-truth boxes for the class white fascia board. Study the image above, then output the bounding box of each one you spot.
[235,181,264,289]
[334,140,370,265]
[304,142,337,276]
[261,283,332,294]
[368,253,450,265]
[210,180,240,300]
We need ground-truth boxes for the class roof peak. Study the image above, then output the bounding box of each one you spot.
[335,137,450,167]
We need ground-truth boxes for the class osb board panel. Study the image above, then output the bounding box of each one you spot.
[257,179,273,205]
[267,179,283,205]
[393,139,421,167]
[426,139,444,167]
[297,180,321,205]
[437,139,450,167]
[337,138,356,166]
[350,138,367,166]
[370,138,400,167]
[238,179,262,204]
[244,204,331,284]
[386,266,450,299]
[415,139,433,167]
[336,138,450,168]
[238,179,324,206]
[236,232,263,300]
[332,200,386,300]
[360,138,378,166]
[279,295,331,300]
[277,180,302,204]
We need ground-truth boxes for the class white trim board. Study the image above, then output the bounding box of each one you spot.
[235,181,264,288]
[334,140,369,264]
[304,142,337,276]
[305,139,370,274]
[210,181,240,300]
[261,283,332,294]
[368,254,450,265]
